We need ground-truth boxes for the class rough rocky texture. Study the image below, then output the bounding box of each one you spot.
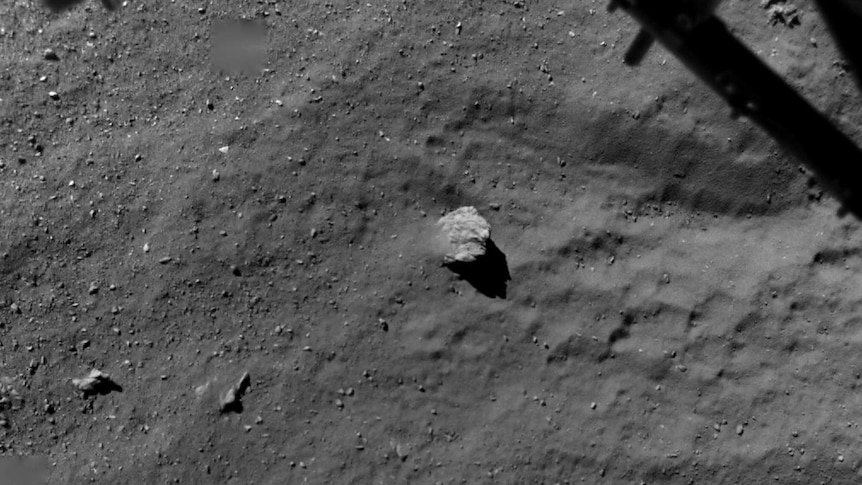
[437,206,491,264]
[2,0,862,483]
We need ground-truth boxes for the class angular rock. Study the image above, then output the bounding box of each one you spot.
[219,371,251,413]
[437,206,491,264]
[72,369,122,397]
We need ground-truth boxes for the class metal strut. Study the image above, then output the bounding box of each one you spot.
[611,0,862,219]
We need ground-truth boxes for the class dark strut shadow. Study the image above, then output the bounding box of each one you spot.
[443,239,511,298]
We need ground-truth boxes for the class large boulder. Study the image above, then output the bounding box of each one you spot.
[72,369,122,396]
[437,206,491,265]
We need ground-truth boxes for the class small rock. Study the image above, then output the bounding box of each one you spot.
[212,169,220,182]
[437,206,491,264]
[88,283,99,295]
[48,91,60,101]
[9,303,21,314]
[736,424,744,435]
[396,443,409,461]
[43,48,59,61]
[158,256,172,264]
[72,369,122,397]
[230,265,241,276]
[218,146,229,154]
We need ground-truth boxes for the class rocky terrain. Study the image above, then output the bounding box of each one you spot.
[2,0,862,483]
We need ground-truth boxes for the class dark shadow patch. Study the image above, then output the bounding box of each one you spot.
[89,380,123,396]
[813,246,861,265]
[443,239,510,298]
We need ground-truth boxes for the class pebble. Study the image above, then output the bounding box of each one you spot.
[736,424,744,436]
[158,256,172,264]
[88,283,99,295]
[211,169,220,182]
[48,91,60,101]
[218,146,229,154]
[43,48,59,61]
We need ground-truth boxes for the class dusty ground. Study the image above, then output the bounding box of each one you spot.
[2,0,862,483]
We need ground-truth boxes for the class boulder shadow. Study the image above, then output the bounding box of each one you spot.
[83,380,124,397]
[444,239,511,298]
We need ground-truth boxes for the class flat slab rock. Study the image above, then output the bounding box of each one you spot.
[437,206,491,264]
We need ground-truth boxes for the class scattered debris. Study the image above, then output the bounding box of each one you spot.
[219,371,251,413]
[72,369,122,397]
[0,377,23,418]
[437,206,491,265]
